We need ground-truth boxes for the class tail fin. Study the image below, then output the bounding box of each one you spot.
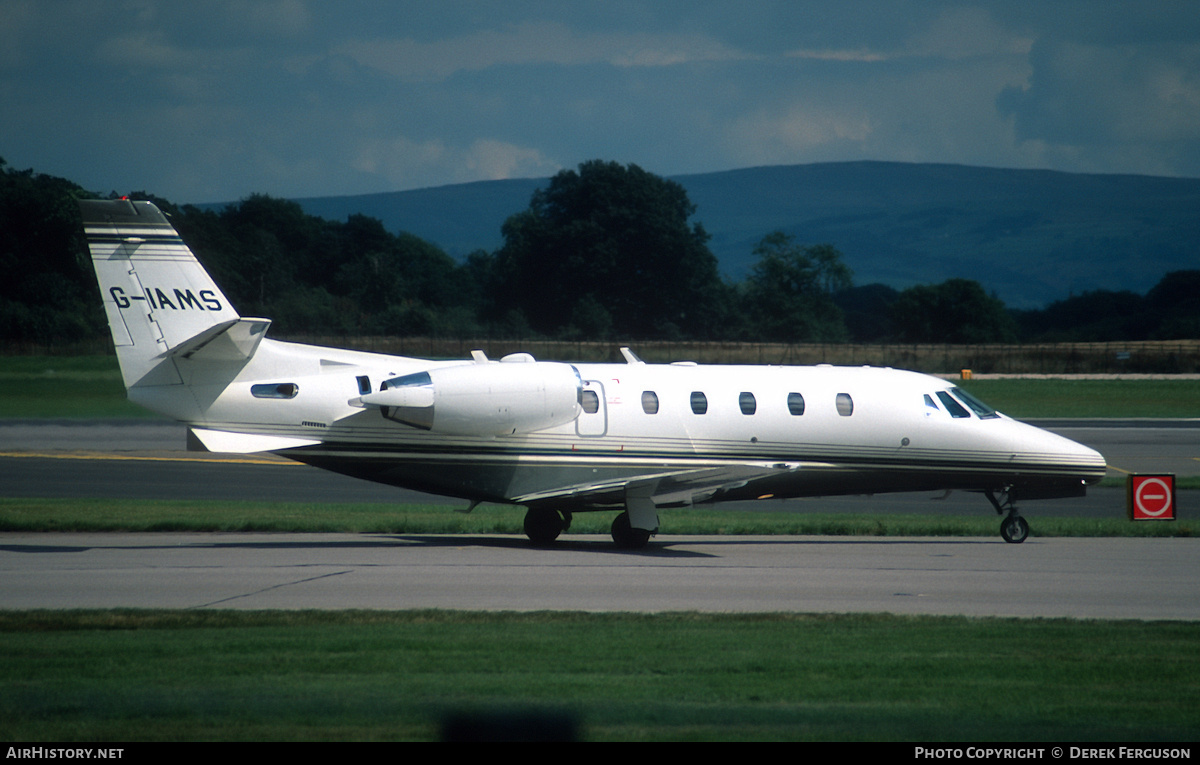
[79,199,269,388]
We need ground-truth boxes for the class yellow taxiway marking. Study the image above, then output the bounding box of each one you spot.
[0,451,295,466]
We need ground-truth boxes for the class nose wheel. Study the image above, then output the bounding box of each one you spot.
[999,513,1029,544]
[986,488,1030,544]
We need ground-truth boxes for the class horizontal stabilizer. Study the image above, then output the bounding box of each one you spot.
[170,317,272,362]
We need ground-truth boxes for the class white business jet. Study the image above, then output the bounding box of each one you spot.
[80,199,1106,548]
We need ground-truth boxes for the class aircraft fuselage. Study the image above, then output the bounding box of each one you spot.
[163,338,1105,512]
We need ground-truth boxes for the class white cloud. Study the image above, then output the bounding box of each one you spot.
[98,31,198,69]
[353,134,558,189]
[461,139,561,182]
[727,106,875,165]
[224,0,312,39]
[0,1,35,70]
[906,6,1032,60]
[10,1,1200,203]
[786,48,888,63]
[1001,38,1200,152]
[785,7,1030,66]
[335,20,751,82]
[354,135,447,179]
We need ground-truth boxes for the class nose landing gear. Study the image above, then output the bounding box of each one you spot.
[986,488,1029,544]
[999,513,1030,544]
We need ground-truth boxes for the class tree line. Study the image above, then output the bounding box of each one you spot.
[2,157,1196,347]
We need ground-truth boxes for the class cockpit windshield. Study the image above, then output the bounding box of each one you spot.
[936,390,971,418]
[924,388,1002,420]
[950,387,1000,419]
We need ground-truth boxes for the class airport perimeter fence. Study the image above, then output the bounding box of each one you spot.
[6,337,1200,374]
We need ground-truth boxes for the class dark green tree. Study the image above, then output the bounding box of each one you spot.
[1013,289,1148,341]
[891,278,1018,343]
[0,158,101,343]
[834,283,900,342]
[168,196,472,336]
[492,160,729,338]
[1145,270,1200,339]
[742,232,853,342]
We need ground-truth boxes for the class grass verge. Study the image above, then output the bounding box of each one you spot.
[0,356,149,418]
[956,378,1200,419]
[0,497,1193,537]
[1,610,1196,741]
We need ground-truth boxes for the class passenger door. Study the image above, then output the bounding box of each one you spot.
[575,380,608,437]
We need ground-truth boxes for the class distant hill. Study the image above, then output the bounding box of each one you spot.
[273,161,1200,309]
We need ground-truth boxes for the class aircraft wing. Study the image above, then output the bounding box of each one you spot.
[514,460,801,510]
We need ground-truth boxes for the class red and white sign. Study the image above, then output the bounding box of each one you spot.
[1128,475,1176,521]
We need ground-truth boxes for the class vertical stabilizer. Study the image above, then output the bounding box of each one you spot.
[80,199,242,388]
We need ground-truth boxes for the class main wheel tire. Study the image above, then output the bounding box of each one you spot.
[524,507,564,544]
[610,512,651,549]
[1000,515,1029,544]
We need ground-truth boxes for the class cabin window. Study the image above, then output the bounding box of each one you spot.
[951,387,1000,419]
[937,390,971,418]
[251,383,299,399]
[690,391,708,415]
[739,391,756,415]
[641,391,659,415]
[581,389,600,414]
[787,392,805,416]
[836,392,854,417]
[357,375,371,394]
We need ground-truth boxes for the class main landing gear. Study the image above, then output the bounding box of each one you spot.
[986,488,1030,544]
[523,507,568,545]
[610,511,652,550]
[521,508,656,549]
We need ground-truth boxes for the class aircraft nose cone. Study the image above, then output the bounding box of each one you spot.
[1074,441,1108,482]
[1017,420,1107,482]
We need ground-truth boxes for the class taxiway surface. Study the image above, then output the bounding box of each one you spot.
[2,419,1197,618]
[2,532,1197,618]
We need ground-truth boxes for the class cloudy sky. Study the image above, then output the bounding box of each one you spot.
[4,1,1199,203]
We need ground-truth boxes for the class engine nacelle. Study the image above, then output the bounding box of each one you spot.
[361,361,583,436]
